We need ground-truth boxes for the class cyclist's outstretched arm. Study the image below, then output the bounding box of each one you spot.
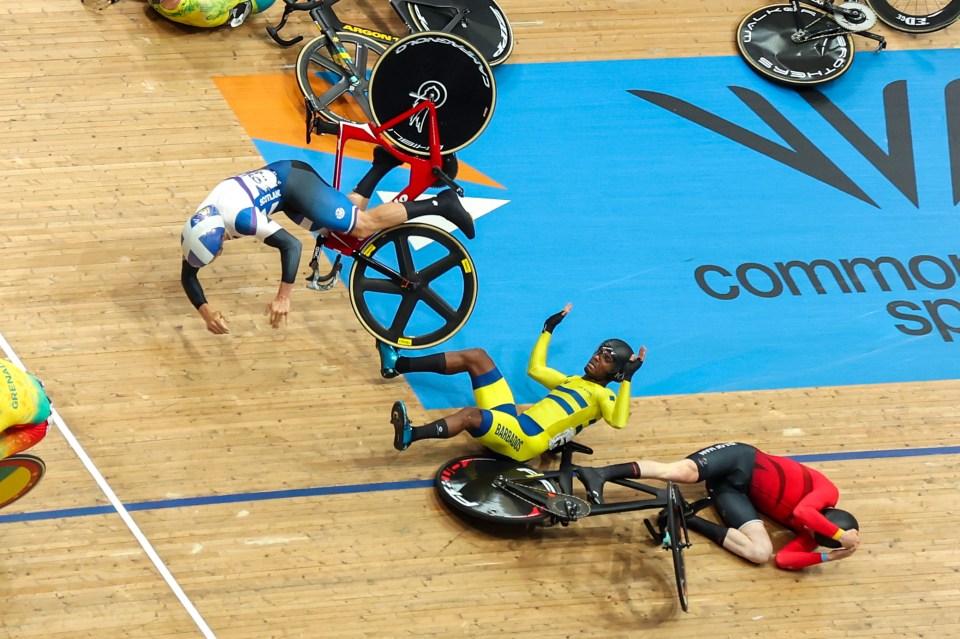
[527,304,572,388]
[181,260,230,335]
[262,228,302,329]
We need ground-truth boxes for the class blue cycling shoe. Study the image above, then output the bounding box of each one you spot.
[391,400,412,451]
[377,341,400,379]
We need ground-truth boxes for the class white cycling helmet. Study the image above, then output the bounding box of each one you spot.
[181,205,226,268]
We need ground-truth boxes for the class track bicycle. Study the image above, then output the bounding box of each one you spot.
[300,32,494,348]
[266,0,511,127]
[737,0,888,86]
[435,441,698,612]
[0,454,45,511]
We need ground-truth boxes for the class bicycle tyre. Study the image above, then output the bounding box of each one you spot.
[0,454,45,510]
[348,222,478,349]
[368,31,496,156]
[405,0,514,66]
[665,482,690,613]
[295,32,392,125]
[869,0,960,31]
[435,455,560,525]
[736,4,856,87]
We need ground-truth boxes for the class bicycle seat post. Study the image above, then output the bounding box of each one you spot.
[558,444,577,494]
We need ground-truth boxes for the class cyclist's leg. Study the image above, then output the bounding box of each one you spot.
[348,190,474,239]
[706,487,773,564]
[385,346,497,380]
[279,161,358,234]
[279,157,468,246]
[352,145,405,209]
[469,411,541,461]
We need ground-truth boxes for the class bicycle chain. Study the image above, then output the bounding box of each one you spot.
[496,477,592,522]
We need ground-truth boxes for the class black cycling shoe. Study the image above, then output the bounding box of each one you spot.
[433,189,476,239]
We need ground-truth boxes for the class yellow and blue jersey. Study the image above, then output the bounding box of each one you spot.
[470,332,631,461]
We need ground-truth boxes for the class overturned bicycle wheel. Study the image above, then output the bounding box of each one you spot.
[368,31,496,155]
[0,454,45,510]
[435,455,560,525]
[348,223,478,349]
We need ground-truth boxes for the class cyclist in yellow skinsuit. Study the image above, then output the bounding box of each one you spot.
[149,0,275,28]
[82,0,276,27]
[383,304,646,461]
[0,359,51,460]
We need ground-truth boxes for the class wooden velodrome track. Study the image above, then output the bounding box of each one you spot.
[3,0,960,637]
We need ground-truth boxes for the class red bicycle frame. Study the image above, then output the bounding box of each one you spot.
[323,99,452,256]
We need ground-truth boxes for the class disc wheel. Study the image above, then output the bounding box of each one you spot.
[869,0,960,31]
[736,4,856,86]
[435,455,559,525]
[0,454,45,510]
[368,31,496,155]
[405,0,514,66]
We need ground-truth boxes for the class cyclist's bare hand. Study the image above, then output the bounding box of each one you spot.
[838,528,860,550]
[266,295,291,329]
[200,306,230,335]
[826,545,858,561]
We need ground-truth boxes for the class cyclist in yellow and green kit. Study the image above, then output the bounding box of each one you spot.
[0,359,51,460]
[382,304,646,462]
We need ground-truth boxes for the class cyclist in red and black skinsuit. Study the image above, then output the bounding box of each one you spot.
[585,442,861,570]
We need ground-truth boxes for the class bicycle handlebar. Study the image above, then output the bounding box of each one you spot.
[266,0,334,47]
[280,0,327,10]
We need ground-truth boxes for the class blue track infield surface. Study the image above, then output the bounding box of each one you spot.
[3,445,957,524]
[249,49,960,410]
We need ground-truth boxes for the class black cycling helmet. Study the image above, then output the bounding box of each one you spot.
[596,338,634,382]
[814,508,859,548]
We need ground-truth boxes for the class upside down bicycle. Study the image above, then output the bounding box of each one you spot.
[301,31,496,348]
[267,0,511,128]
[737,0,960,86]
[435,441,695,612]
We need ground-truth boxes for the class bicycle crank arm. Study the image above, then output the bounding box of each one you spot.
[431,167,464,197]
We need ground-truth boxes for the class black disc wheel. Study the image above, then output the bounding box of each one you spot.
[405,0,514,66]
[435,455,559,525]
[368,31,496,155]
[736,4,856,86]
[869,0,960,31]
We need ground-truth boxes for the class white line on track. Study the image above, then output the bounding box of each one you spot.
[0,332,217,639]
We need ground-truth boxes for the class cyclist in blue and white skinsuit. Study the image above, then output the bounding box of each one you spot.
[180,156,475,335]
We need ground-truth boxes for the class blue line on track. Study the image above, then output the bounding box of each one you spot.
[2,445,957,524]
